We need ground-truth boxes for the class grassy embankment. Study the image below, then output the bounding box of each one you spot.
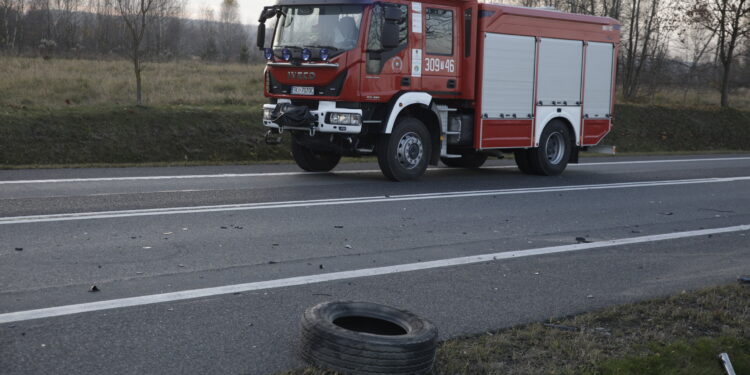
[0,56,749,166]
[285,283,750,375]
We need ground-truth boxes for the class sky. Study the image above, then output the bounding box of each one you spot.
[187,0,276,24]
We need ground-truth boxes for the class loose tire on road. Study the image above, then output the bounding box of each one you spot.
[525,119,572,176]
[441,152,488,169]
[377,117,432,181]
[300,301,438,375]
[291,139,342,172]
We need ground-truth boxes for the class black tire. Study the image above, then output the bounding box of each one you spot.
[377,117,431,181]
[300,301,438,375]
[291,139,342,172]
[514,150,535,174]
[527,120,572,176]
[441,152,488,168]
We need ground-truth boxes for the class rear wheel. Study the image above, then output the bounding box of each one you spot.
[377,117,431,181]
[526,120,572,176]
[514,150,534,174]
[441,152,488,169]
[291,139,342,172]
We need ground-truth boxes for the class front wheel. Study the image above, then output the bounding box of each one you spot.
[377,117,431,181]
[291,139,342,172]
[526,120,572,176]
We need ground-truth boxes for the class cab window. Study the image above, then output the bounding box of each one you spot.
[425,8,453,55]
[366,3,408,74]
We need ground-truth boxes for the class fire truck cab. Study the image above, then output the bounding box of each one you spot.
[257,0,619,181]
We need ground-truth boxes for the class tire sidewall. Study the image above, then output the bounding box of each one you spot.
[535,121,571,175]
[291,138,342,172]
[302,301,437,348]
[379,118,431,181]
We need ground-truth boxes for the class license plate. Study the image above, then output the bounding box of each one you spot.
[291,86,315,96]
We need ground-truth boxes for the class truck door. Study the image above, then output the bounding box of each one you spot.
[419,4,460,96]
[360,3,410,103]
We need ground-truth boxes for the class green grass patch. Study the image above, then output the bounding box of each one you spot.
[597,336,749,375]
[3,103,748,167]
[609,105,750,153]
[0,105,291,165]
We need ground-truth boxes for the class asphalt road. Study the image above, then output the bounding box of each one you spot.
[1,154,749,374]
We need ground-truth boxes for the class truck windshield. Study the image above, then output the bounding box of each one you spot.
[273,5,364,54]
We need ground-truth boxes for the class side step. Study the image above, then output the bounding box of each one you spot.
[433,104,462,159]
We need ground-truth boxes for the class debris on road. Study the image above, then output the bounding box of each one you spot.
[142,246,152,249]
[88,285,100,292]
[14,247,23,251]
[659,211,674,216]
[319,264,324,269]
[587,294,594,299]
[738,276,750,284]
[163,232,173,235]
[334,225,344,229]
[268,261,278,264]
[344,244,352,249]
[576,237,592,243]
[178,264,185,268]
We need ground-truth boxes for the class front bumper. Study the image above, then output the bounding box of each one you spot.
[262,100,363,135]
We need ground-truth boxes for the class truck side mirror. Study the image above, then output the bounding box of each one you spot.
[381,7,402,49]
[384,6,402,21]
[257,23,266,49]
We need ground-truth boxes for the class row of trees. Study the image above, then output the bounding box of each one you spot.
[0,0,263,62]
[484,0,750,107]
[1,0,748,107]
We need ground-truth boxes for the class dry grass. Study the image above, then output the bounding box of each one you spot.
[0,56,267,108]
[433,284,749,374]
[618,88,750,110]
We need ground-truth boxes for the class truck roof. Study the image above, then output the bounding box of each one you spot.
[480,3,619,26]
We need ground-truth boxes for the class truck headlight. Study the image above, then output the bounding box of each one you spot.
[328,113,362,126]
[263,108,274,121]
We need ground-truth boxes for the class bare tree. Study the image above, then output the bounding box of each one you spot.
[150,0,181,58]
[1,0,26,51]
[675,15,717,101]
[689,0,750,107]
[621,0,671,98]
[218,0,245,61]
[116,0,155,105]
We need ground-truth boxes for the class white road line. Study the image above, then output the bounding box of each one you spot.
[1,224,748,324]
[2,176,749,225]
[1,157,749,185]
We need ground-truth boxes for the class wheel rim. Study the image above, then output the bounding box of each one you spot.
[396,132,424,170]
[545,132,565,165]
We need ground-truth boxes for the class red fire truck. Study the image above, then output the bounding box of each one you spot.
[257,0,619,181]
